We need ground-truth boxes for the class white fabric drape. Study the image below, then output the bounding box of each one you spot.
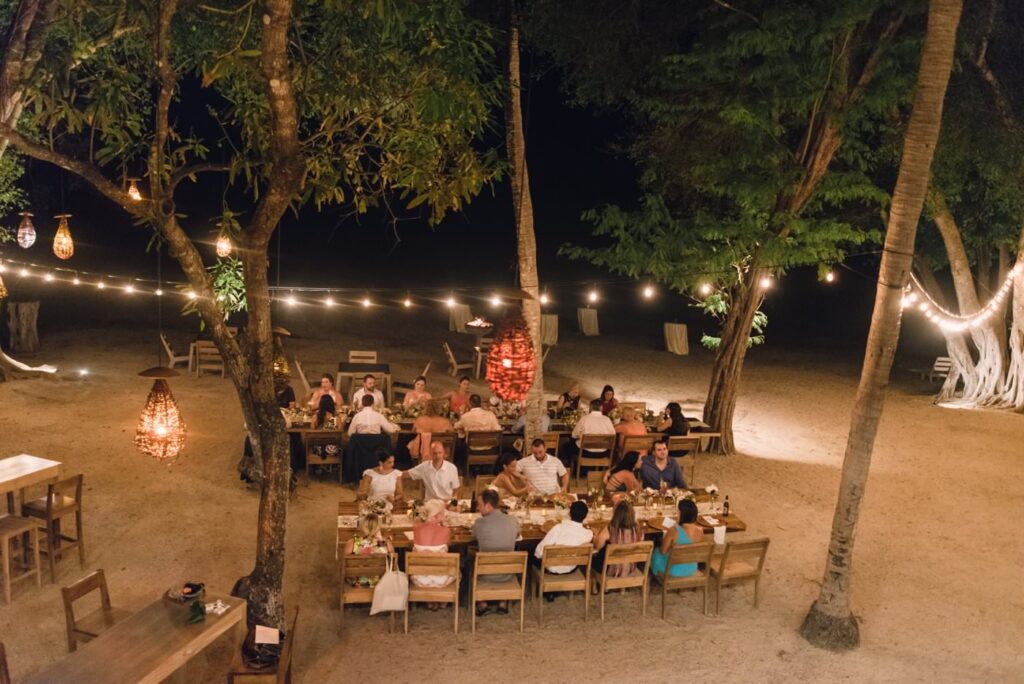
[541,314,559,346]
[577,308,600,336]
[663,322,689,355]
[448,304,473,332]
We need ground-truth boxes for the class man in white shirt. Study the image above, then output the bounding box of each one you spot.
[534,500,593,601]
[454,394,501,436]
[352,374,385,410]
[404,440,461,501]
[516,438,568,494]
[348,394,398,435]
[572,398,615,452]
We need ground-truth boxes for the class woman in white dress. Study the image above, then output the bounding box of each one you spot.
[358,451,403,501]
[410,499,454,608]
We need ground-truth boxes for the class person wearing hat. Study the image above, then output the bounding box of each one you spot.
[411,499,454,609]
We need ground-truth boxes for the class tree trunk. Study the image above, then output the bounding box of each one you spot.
[994,226,1024,409]
[915,262,977,401]
[801,0,962,650]
[506,0,545,444]
[702,269,764,454]
[6,300,39,353]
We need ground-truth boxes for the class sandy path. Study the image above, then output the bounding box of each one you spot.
[0,319,1021,683]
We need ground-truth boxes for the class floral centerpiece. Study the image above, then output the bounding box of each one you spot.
[705,484,719,512]
[362,497,394,526]
[561,409,582,430]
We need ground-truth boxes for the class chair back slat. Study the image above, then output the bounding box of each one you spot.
[475,551,527,577]
[62,569,111,609]
[580,434,616,451]
[348,350,378,364]
[618,401,647,413]
[341,553,390,579]
[605,541,653,565]
[586,471,605,490]
[541,544,592,568]
[466,431,502,451]
[720,538,770,572]
[337,501,360,515]
[405,552,460,576]
[667,540,715,567]
[667,436,701,453]
[621,434,659,454]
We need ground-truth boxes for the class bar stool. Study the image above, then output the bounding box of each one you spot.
[0,515,41,604]
[22,474,86,582]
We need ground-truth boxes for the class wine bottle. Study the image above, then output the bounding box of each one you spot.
[722,495,730,517]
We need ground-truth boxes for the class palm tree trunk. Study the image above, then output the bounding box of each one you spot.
[506,0,544,443]
[801,0,963,650]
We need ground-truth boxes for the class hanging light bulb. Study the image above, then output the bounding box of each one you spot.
[325,296,336,307]
[0,261,5,272]
[490,295,502,307]
[125,284,135,294]
[19,268,28,277]
[135,367,186,461]
[539,292,549,305]
[97,280,106,289]
[215,234,232,258]
[699,283,713,296]
[44,272,54,282]
[73,276,81,285]
[285,294,297,306]
[759,275,773,289]
[642,285,654,299]
[155,288,162,295]
[127,178,143,202]
[52,214,75,259]
[362,296,372,308]
[186,290,197,300]
[403,297,413,308]
[587,289,599,303]
[446,296,456,308]
[825,271,835,283]
[17,211,36,249]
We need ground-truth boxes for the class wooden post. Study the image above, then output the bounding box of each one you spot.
[7,301,39,354]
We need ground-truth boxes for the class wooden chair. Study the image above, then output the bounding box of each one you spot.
[293,359,311,402]
[23,474,85,583]
[650,541,714,618]
[473,474,497,495]
[620,433,660,460]
[541,431,561,461]
[404,478,425,502]
[348,350,378,364]
[668,436,702,484]
[159,333,192,372]
[0,640,10,684]
[442,341,473,377]
[586,470,605,492]
[305,433,344,483]
[335,502,360,558]
[542,344,553,364]
[465,431,502,478]
[227,607,299,684]
[574,434,617,482]
[61,569,130,651]
[531,544,592,625]
[710,537,770,615]
[339,553,394,633]
[592,541,653,621]
[404,552,461,634]
[471,551,528,633]
[921,356,952,383]
[618,401,647,414]
[193,340,225,378]
[0,515,41,604]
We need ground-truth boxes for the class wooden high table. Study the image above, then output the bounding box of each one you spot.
[26,593,246,684]
[0,454,61,514]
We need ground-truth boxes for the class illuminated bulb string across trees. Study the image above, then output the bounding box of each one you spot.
[902,265,1020,332]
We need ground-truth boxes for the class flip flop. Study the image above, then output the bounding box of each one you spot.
[475,605,491,617]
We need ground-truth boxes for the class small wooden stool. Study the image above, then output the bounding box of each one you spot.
[0,515,42,604]
[226,608,299,684]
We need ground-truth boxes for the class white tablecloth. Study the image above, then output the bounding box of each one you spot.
[448,304,473,333]
[663,322,689,355]
[577,308,599,336]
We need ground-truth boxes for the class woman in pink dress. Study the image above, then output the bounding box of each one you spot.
[411,499,453,609]
[402,376,432,408]
[447,376,472,415]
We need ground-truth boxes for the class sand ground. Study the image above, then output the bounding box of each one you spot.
[1,316,1022,683]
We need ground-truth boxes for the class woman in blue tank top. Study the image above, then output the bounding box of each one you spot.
[651,499,705,577]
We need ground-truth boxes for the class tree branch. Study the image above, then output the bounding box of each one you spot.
[848,11,907,106]
[148,0,180,205]
[169,162,235,191]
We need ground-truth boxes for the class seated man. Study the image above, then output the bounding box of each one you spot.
[348,394,399,435]
[572,398,615,453]
[533,500,593,602]
[639,438,688,490]
[471,488,520,616]
[352,374,385,410]
[516,438,568,495]
[454,394,501,436]
[511,407,550,435]
[404,441,461,501]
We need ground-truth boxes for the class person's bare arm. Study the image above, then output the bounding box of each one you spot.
[356,475,370,499]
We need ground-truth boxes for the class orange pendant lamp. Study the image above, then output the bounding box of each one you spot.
[135,367,187,461]
[52,214,74,259]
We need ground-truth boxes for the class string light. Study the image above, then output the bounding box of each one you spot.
[155,288,163,296]
[20,268,29,277]
[186,290,197,300]
[490,295,502,307]
[539,292,549,305]
[78,369,88,376]
[905,265,1020,332]
[73,276,81,285]
[825,270,835,283]
[642,285,654,299]
[324,296,335,307]
[588,289,599,303]
[403,297,413,308]
[97,280,106,289]
[44,273,54,282]
[215,235,233,258]
[699,283,712,296]
[285,294,297,306]
[446,296,456,308]
[0,262,5,272]
[125,284,135,294]
[759,276,773,289]
[362,296,372,308]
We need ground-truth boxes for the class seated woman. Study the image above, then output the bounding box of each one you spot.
[342,513,394,587]
[275,375,297,409]
[358,450,404,501]
[447,376,472,415]
[591,500,643,584]
[599,385,618,415]
[409,401,455,461]
[311,393,336,429]
[402,376,432,408]
[555,381,582,416]
[603,451,641,493]
[309,374,343,411]
[411,499,454,608]
[657,402,690,437]
[492,451,531,498]
[651,499,705,578]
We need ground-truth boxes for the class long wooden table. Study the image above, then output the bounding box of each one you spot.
[0,454,61,514]
[25,593,246,684]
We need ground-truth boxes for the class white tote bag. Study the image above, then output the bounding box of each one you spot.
[370,555,409,614]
